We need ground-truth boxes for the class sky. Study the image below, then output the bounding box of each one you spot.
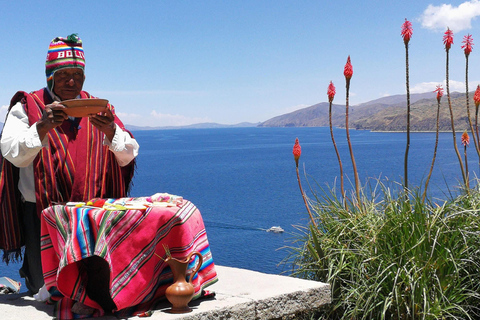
[2,1,480,127]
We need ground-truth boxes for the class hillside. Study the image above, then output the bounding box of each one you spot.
[259,91,474,131]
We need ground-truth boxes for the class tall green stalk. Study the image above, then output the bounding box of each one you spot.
[474,86,480,169]
[344,56,360,200]
[401,19,413,193]
[462,131,470,189]
[403,40,411,192]
[423,86,443,202]
[462,35,479,173]
[444,28,467,187]
[327,81,344,198]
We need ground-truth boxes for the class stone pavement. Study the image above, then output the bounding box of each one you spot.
[0,265,330,320]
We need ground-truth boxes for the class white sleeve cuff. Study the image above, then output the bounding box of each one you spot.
[104,124,139,167]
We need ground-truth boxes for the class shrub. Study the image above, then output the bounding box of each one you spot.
[288,183,480,319]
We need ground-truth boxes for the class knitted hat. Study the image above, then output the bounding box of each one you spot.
[45,34,85,91]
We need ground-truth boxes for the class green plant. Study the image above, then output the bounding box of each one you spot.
[288,182,480,319]
[289,18,480,320]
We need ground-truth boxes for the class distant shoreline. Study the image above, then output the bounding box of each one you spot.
[125,124,462,133]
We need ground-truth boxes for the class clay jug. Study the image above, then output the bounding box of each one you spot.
[164,251,203,313]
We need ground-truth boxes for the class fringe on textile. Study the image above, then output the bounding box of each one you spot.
[1,248,22,265]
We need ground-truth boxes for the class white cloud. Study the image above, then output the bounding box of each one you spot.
[410,80,480,93]
[410,81,444,93]
[115,112,143,122]
[116,110,212,127]
[148,111,211,127]
[420,0,480,32]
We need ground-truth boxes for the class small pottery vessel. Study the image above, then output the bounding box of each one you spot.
[164,251,203,313]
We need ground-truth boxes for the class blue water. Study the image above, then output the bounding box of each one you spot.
[1,127,476,291]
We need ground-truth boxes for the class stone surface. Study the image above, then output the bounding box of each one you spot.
[0,265,330,319]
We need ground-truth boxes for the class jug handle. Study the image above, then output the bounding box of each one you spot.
[186,251,203,284]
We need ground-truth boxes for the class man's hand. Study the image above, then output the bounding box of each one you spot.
[89,108,116,142]
[36,102,68,140]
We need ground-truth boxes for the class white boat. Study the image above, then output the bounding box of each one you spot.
[266,226,284,233]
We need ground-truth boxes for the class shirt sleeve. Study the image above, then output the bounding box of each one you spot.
[103,123,139,167]
[0,102,46,168]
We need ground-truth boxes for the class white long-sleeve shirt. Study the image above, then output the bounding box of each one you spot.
[1,100,139,203]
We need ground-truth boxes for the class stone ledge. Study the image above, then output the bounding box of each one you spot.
[0,265,330,320]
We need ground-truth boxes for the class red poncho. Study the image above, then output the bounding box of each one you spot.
[0,88,135,262]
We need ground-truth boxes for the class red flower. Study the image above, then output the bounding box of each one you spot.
[327,81,336,103]
[401,19,413,44]
[461,130,470,147]
[443,28,454,50]
[474,85,480,107]
[293,138,301,166]
[344,56,353,80]
[434,85,444,102]
[462,34,474,56]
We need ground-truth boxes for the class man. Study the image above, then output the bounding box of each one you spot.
[0,34,139,297]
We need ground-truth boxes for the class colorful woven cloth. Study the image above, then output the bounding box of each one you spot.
[45,34,85,91]
[41,196,218,319]
[0,88,135,263]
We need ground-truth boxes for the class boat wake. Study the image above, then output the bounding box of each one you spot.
[205,221,284,233]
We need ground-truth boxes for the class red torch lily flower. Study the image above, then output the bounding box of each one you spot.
[293,138,301,167]
[462,130,470,147]
[292,138,318,228]
[327,81,336,103]
[474,85,480,108]
[434,85,444,102]
[401,19,413,44]
[443,28,454,50]
[344,56,353,80]
[462,34,474,57]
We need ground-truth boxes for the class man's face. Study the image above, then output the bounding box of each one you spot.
[53,68,85,100]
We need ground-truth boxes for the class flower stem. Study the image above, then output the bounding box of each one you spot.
[296,166,318,229]
[423,98,441,202]
[477,106,480,172]
[404,42,410,193]
[329,101,344,199]
[465,56,480,172]
[446,50,467,187]
[464,145,470,189]
[345,79,360,200]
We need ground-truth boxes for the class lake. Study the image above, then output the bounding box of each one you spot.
[1,127,476,291]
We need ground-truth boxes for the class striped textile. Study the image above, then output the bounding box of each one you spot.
[41,197,218,320]
[0,88,135,262]
[45,34,85,91]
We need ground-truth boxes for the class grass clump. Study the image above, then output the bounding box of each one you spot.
[287,183,480,319]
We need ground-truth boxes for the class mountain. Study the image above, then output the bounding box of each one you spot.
[259,91,474,131]
[126,122,260,131]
